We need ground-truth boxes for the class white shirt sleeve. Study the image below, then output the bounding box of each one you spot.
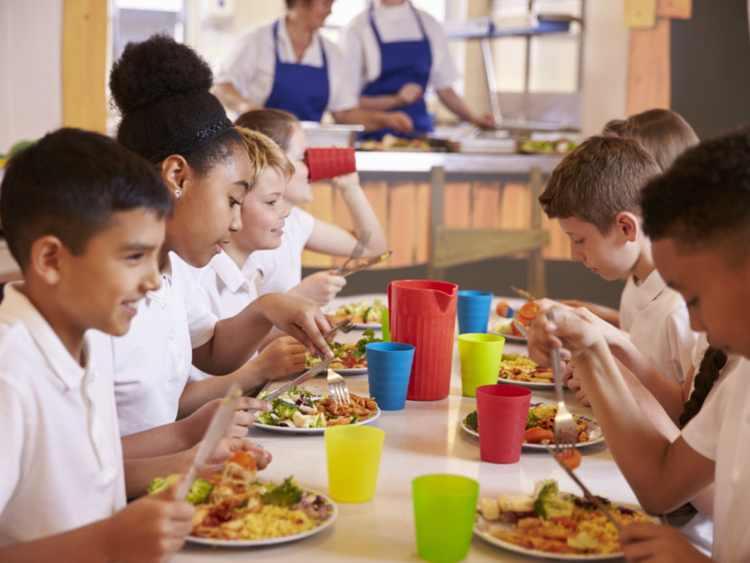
[324,37,359,113]
[420,11,460,91]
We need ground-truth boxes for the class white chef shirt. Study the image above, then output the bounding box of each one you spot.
[252,206,316,296]
[112,252,216,435]
[188,250,261,382]
[215,18,358,115]
[682,359,750,561]
[0,284,126,546]
[339,1,460,98]
[618,269,697,386]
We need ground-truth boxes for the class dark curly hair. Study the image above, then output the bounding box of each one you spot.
[0,128,172,271]
[679,347,727,428]
[109,34,242,173]
[641,129,750,265]
[539,136,661,234]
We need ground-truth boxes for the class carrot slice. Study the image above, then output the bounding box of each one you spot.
[561,449,582,470]
[518,301,540,323]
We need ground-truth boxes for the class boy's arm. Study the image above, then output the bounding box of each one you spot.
[191,293,331,376]
[305,173,388,259]
[620,523,713,562]
[529,308,715,514]
[0,491,193,563]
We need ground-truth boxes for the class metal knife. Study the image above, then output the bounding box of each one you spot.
[262,355,335,403]
[173,384,241,500]
[338,251,393,278]
[545,445,622,530]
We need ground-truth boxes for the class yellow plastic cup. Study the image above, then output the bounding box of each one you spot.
[458,333,505,397]
[325,425,385,502]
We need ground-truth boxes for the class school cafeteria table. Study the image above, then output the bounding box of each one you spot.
[172,295,643,562]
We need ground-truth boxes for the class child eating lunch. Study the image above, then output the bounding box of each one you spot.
[0,128,262,560]
[108,34,333,458]
[235,108,388,307]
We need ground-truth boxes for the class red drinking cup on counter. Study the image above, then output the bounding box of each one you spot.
[387,280,458,401]
[305,147,356,182]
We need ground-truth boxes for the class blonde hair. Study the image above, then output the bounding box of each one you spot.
[602,109,699,172]
[234,126,294,189]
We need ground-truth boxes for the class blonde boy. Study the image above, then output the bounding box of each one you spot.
[538,136,697,398]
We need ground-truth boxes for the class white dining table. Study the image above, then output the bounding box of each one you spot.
[172,294,645,562]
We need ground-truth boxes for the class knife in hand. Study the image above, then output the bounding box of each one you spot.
[261,354,335,403]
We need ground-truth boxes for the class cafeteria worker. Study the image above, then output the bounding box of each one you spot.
[213,0,412,133]
[340,0,496,138]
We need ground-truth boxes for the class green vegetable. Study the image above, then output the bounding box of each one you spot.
[261,477,303,506]
[271,398,299,420]
[465,410,478,431]
[351,328,381,360]
[534,480,574,520]
[310,413,327,428]
[147,475,212,504]
[256,411,279,425]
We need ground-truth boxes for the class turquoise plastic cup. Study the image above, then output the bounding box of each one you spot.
[412,474,479,562]
[457,290,493,334]
[366,342,415,410]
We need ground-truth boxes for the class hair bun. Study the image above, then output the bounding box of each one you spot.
[110,34,214,113]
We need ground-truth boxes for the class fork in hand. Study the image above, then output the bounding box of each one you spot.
[327,369,351,407]
[334,230,371,276]
[548,310,578,459]
[325,318,355,340]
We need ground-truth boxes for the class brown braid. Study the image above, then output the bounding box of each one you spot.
[679,346,727,428]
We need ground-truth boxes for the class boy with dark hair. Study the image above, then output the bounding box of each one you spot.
[0,128,212,560]
[530,129,750,561]
[538,135,697,417]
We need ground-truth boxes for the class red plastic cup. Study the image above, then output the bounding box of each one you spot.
[388,280,458,401]
[475,384,532,463]
[305,147,356,181]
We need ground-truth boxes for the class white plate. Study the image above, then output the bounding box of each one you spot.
[254,399,381,434]
[460,412,604,449]
[498,376,554,390]
[474,501,653,560]
[490,331,527,345]
[186,490,337,547]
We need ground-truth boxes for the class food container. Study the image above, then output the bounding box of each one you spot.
[300,122,364,148]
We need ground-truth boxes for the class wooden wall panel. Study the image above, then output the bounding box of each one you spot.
[388,182,418,267]
[414,182,431,265]
[626,18,671,116]
[362,181,391,270]
[541,214,570,260]
[443,182,471,228]
[499,182,530,230]
[657,0,691,19]
[471,181,501,229]
[300,182,334,268]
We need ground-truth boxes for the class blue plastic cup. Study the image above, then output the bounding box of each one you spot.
[457,290,493,334]
[366,342,415,410]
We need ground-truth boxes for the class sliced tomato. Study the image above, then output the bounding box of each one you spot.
[226,450,257,471]
[518,301,540,323]
[524,427,554,444]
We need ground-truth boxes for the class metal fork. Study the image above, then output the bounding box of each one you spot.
[325,318,355,339]
[548,310,578,458]
[327,369,351,406]
[334,230,371,276]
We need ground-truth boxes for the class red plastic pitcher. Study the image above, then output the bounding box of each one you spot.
[388,280,458,401]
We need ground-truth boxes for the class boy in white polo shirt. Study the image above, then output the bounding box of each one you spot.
[529,129,750,562]
[538,135,697,417]
[0,128,195,560]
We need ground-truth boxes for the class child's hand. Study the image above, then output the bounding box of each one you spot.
[620,523,712,562]
[528,306,603,367]
[256,294,333,357]
[330,172,361,193]
[384,111,413,133]
[187,397,271,441]
[204,438,272,473]
[104,490,194,562]
[562,361,591,406]
[256,335,307,380]
[292,271,347,307]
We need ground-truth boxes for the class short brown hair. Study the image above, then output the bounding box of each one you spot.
[234,126,294,188]
[603,109,699,172]
[235,109,299,152]
[539,136,661,234]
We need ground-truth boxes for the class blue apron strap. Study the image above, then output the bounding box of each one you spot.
[272,19,282,60]
[368,6,385,46]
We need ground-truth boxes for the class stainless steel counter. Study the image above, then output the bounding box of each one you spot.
[354,151,564,175]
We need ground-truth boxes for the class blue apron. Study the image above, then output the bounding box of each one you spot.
[361,3,433,139]
[264,20,330,122]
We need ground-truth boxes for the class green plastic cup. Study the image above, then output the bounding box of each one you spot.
[458,333,505,397]
[325,425,384,502]
[381,308,391,342]
[412,474,479,562]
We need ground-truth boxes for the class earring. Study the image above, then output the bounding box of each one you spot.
[174,188,182,198]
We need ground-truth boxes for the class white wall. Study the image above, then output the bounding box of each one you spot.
[0,0,63,153]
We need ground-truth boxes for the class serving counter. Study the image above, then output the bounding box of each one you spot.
[172,295,667,563]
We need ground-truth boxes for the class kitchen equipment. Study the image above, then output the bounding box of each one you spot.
[300,122,364,148]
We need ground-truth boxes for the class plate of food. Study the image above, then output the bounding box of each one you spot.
[461,403,603,449]
[305,328,380,375]
[497,354,555,389]
[489,300,539,344]
[254,387,380,434]
[327,299,385,329]
[149,451,338,547]
[475,479,655,560]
